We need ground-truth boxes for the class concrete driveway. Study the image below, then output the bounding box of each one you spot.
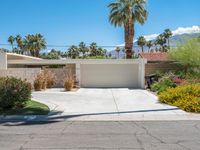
[31,88,192,120]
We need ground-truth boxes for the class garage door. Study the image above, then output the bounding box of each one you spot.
[80,64,139,88]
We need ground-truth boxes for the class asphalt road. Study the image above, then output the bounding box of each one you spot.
[0,121,200,150]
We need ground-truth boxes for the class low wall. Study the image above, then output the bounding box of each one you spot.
[0,68,41,85]
[0,65,75,88]
[145,62,181,75]
[45,64,76,88]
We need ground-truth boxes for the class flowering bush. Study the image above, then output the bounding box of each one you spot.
[159,84,200,113]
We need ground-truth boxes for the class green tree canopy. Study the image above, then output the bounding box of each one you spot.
[169,38,200,72]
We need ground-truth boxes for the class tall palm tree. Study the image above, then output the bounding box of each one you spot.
[115,47,121,59]
[8,36,15,51]
[146,40,153,52]
[155,34,167,52]
[24,34,46,57]
[15,35,24,54]
[163,29,172,49]
[108,0,148,58]
[34,34,46,57]
[137,36,146,52]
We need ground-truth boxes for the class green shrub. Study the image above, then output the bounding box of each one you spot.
[0,77,31,110]
[151,79,176,93]
[159,84,200,113]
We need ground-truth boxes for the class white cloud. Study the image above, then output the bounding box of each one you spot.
[117,25,200,46]
[172,26,200,35]
[143,34,159,41]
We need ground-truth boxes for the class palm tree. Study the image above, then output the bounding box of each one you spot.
[163,29,172,49]
[8,36,15,51]
[24,34,46,57]
[89,42,98,56]
[108,0,148,58]
[97,47,107,57]
[155,34,167,52]
[115,47,121,59]
[146,40,153,52]
[79,42,88,58]
[137,36,146,52]
[34,34,46,57]
[15,35,24,54]
[67,45,79,59]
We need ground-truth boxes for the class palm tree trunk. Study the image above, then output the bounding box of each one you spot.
[142,46,144,52]
[124,21,134,59]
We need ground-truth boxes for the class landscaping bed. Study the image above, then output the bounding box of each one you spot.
[0,100,49,115]
[150,38,200,113]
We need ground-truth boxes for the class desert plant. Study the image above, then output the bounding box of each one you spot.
[64,74,75,91]
[34,73,46,91]
[43,70,56,88]
[0,77,31,110]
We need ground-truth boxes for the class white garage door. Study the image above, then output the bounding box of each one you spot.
[80,64,139,88]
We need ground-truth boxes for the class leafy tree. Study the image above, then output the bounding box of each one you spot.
[8,36,15,51]
[169,38,200,72]
[108,0,148,58]
[67,45,79,59]
[146,40,153,52]
[137,36,146,52]
[163,29,173,49]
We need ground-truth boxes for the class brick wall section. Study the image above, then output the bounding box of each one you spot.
[0,68,41,85]
[145,62,180,75]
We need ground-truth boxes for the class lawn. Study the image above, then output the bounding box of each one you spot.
[0,100,50,115]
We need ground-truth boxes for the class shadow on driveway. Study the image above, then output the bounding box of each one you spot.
[0,108,180,126]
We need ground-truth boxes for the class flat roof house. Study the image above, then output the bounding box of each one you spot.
[0,51,147,89]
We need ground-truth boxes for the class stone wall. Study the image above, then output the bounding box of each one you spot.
[145,62,181,75]
[0,68,41,85]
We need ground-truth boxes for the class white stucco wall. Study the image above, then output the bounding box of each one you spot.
[0,51,7,70]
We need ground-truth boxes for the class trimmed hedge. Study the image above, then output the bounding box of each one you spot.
[0,77,31,110]
[159,84,200,113]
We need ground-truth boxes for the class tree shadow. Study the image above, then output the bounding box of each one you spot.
[0,108,180,126]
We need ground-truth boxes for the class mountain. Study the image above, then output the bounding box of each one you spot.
[109,32,200,58]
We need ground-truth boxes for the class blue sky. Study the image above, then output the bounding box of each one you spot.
[0,0,199,51]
